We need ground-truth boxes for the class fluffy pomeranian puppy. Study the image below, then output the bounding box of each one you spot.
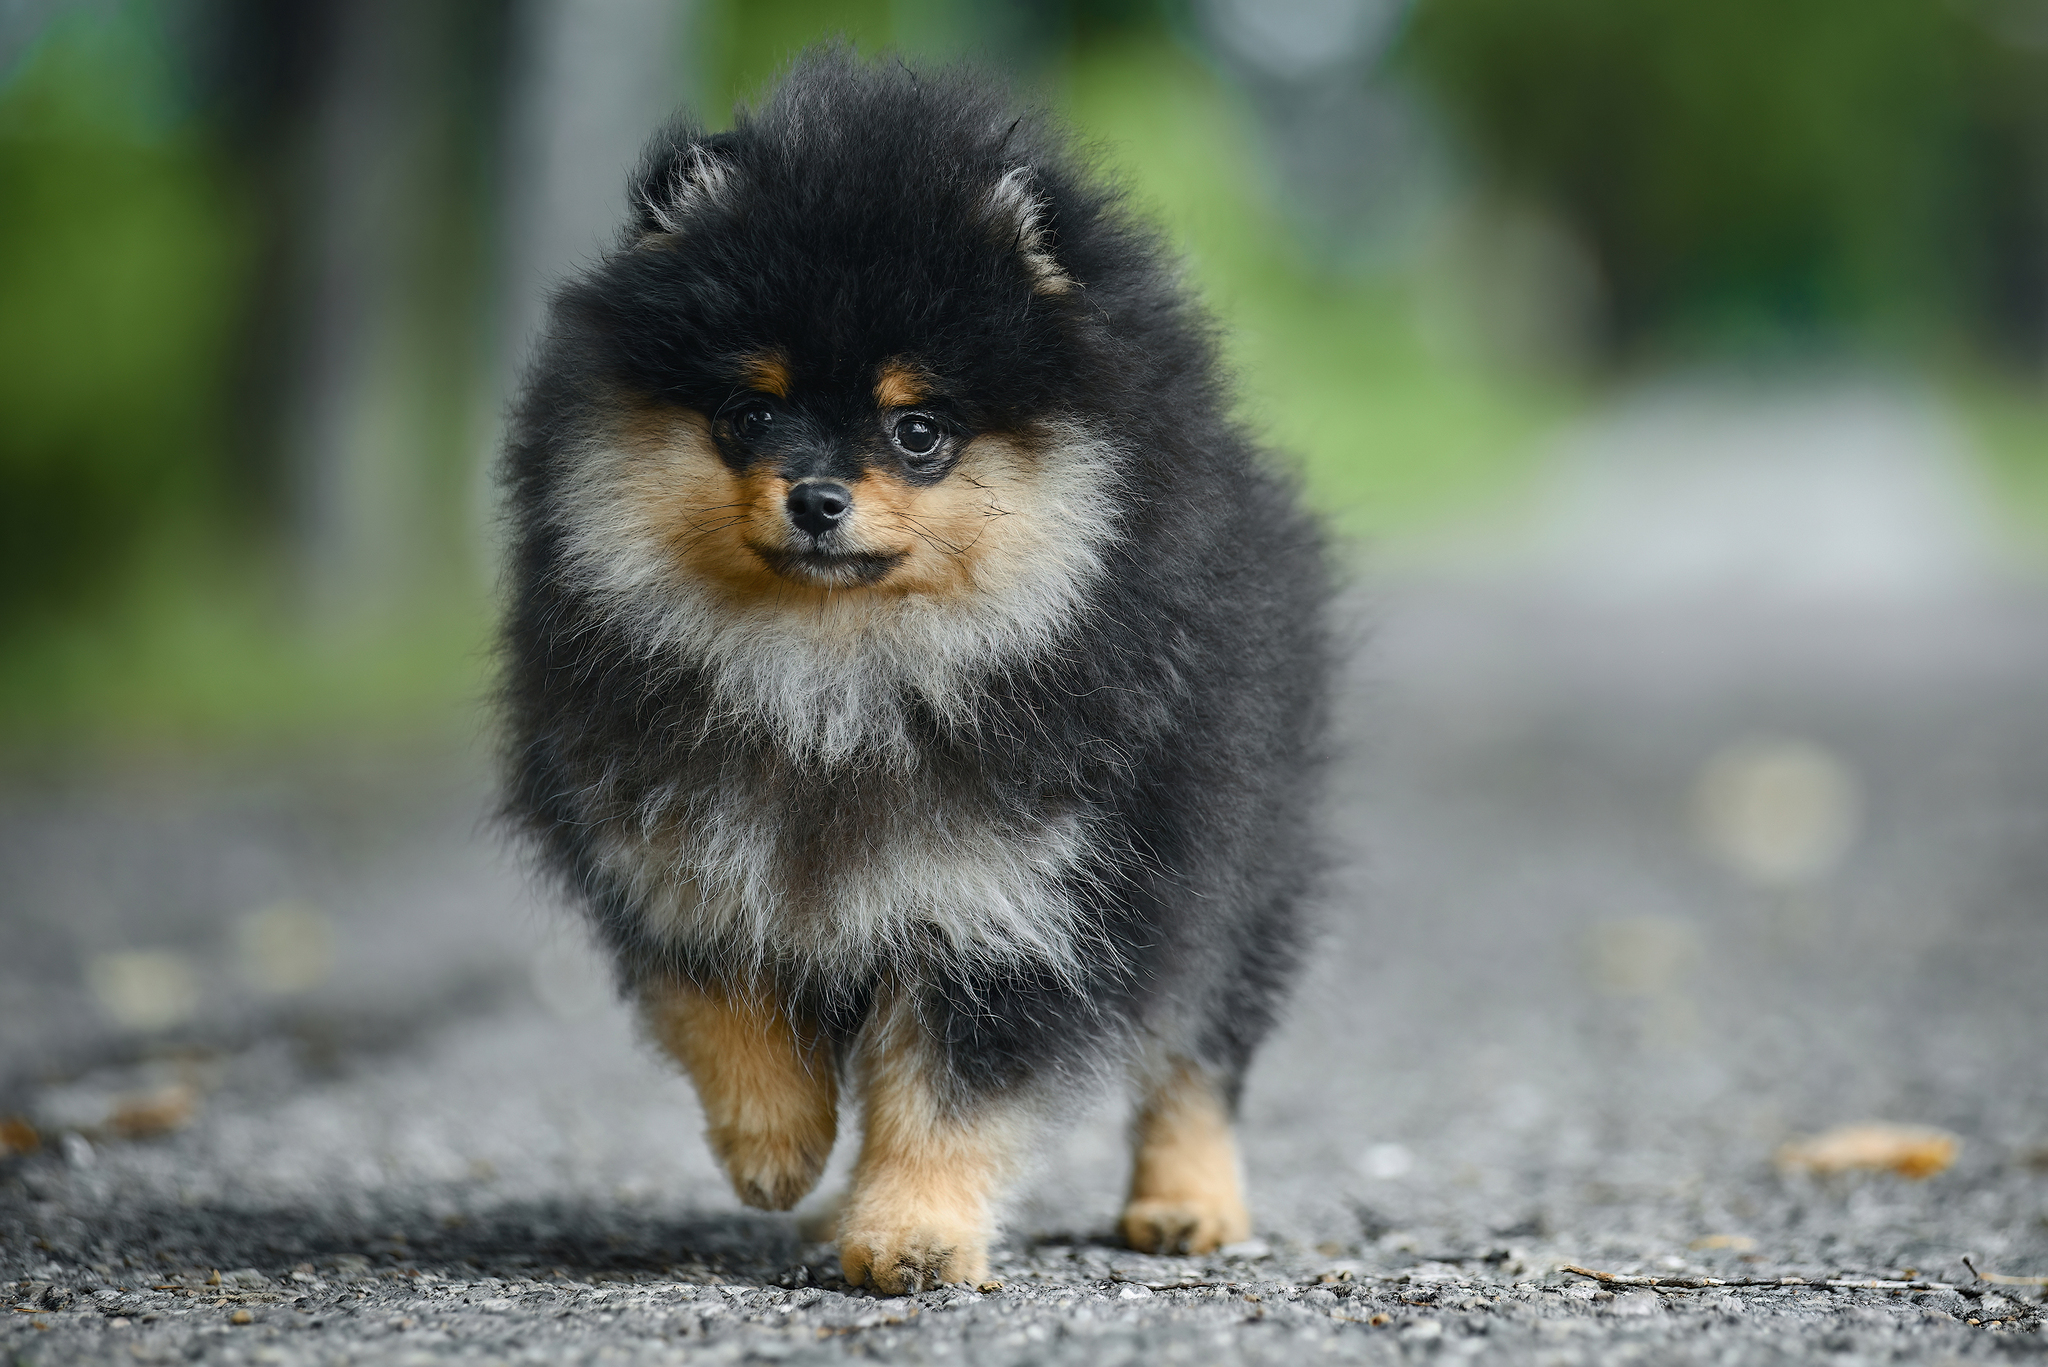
[499,51,1328,1294]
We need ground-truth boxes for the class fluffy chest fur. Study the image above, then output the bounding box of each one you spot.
[526,409,1131,980]
[586,754,1104,979]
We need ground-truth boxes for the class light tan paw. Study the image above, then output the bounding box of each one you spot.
[839,1224,989,1295]
[709,1125,832,1212]
[1121,1196,1250,1256]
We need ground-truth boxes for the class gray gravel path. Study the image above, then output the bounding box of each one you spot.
[4,384,2047,1363]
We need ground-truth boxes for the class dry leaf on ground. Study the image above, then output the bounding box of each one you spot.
[104,1084,198,1140]
[1777,1123,1959,1179]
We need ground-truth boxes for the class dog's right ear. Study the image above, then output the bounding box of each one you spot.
[631,135,740,243]
[982,166,1074,296]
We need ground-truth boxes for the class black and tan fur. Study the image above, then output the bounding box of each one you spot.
[499,51,1329,1293]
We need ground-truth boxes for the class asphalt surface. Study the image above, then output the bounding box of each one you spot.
[4,384,2047,1364]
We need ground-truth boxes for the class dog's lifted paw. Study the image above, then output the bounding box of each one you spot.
[839,1226,988,1295]
[712,1129,832,1212]
[1120,1197,1249,1256]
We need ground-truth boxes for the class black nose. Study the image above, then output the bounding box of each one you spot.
[785,481,852,538]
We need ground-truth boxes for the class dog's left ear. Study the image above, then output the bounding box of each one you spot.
[983,167,1074,296]
[632,137,740,243]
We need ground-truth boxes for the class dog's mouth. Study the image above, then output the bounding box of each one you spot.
[746,540,907,587]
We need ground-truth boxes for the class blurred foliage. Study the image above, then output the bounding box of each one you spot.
[1403,0,2048,361]
[0,5,492,757]
[1952,376,2048,554]
[8,0,2048,755]
[689,0,1158,108]
[0,11,246,632]
[1055,36,1568,538]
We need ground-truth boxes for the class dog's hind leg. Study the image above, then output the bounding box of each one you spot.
[1120,1056,1252,1255]
[837,987,1033,1294]
[642,978,838,1211]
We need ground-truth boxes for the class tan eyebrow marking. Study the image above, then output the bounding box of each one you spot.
[874,360,927,410]
[739,350,792,398]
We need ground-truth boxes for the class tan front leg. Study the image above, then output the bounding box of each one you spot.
[837,991,1023,1294]
[1121,1059,1251,1255]
[642,979,837,1212]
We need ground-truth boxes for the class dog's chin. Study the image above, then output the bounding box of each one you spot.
[747,541,907,588]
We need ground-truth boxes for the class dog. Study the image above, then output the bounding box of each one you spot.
[498,50,1328,1294]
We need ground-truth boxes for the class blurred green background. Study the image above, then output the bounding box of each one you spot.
[3,0,2046,755]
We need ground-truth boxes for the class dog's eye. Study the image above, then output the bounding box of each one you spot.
[893,415,943,457]
[732,404,774,442]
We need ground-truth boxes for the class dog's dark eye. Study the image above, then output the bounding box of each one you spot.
[893,415,942,457]
[732,404,774,442]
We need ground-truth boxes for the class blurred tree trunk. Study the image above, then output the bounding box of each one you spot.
[480,0,692,561]
[281,0,507,633]
[498,0,691,378]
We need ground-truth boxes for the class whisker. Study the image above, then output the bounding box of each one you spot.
[895,523,954,557]
[890,513,965,556]
[958,520,1000,552]
[889,510,959,544]
[680,516,751,537]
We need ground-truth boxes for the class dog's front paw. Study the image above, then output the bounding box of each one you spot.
[1120,1196,1249,1256]
[839,1222,988,1294]
[709,1124,832,1212]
